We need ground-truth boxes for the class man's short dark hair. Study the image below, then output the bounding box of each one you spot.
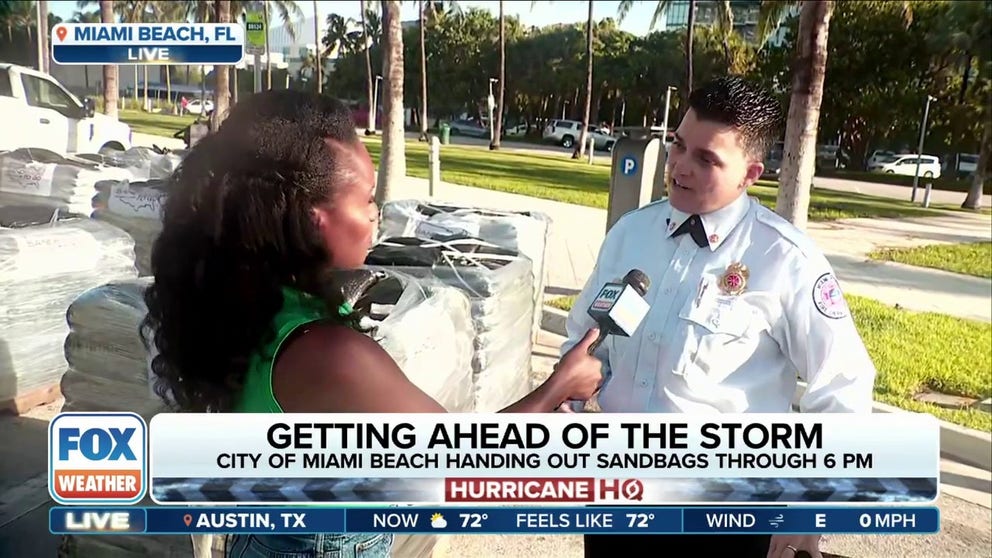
[688,76,783,159]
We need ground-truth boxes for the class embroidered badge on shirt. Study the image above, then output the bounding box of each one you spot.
[813,272,849,319]
[719,262,749,296]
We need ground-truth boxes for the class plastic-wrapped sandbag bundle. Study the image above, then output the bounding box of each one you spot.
[59,278,167,418]
[90,179,167,276]
[0,207,137,411]
[0,148,132,216]
[76,146,185,181]
[357,269,476,412]
[378,200,552,343]
[367,237,535,412]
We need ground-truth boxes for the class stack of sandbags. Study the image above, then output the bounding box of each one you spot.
[379,200,552,343]
[359,269,476,412]
[0,148,132,216]
[0,207,137,412]
[90,179,167,276]
[58,277,192,558]
[60,278,165,418]
[76,146,185,181]
[367,237,535,412]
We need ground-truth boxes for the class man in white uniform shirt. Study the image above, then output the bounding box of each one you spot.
[562,78,877,558]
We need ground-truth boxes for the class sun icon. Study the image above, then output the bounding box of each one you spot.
[430,513,447,529]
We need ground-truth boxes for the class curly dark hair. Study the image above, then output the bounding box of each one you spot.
[142,90,362,413]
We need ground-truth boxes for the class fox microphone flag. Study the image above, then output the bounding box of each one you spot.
[568,269,651,411]
[51,23,245,65]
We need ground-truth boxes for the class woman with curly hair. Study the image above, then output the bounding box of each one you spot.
[142,90,604,557]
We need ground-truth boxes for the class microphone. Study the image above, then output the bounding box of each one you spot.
[586,269,651,354]
[568,269,651,412]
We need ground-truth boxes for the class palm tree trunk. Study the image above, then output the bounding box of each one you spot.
[233,68,239,104]
[313,0,322,93]
[418,0,428,141]
[775,0,834,230]
[133,66,138,104]
[376,0,406,204]
[361,0,374,130]
[143,66,148,109]
[574,0,593,159]
[212,0,232,129]
[961,114,989,210]
[99,1,118,118]
[37,0,49,73]
[491,0,505,150]
[165,66,171,108]
[683,0,696,115]
[264,1,272,90]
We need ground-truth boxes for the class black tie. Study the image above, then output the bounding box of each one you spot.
[671,215,709,248]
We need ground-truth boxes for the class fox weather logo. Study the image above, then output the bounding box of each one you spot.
[48,412,147,505]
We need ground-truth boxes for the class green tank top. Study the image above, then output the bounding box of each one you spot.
[235,287,330,413]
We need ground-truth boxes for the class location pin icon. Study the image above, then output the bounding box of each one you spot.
[183,514,193,527]
[55,26,67,42]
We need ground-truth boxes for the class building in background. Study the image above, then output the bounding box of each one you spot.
[659,0,791,46]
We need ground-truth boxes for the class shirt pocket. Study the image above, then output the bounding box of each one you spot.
[675,292,762,384]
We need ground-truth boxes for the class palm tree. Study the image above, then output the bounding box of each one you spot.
[71,8,101,91]
[99,0,117,118]
[80,1,151,107]
[572,0,593,159]
[360,1,376,133]
[617,0,696,110]
[37,0,49,73]
[376,0,405,203]
[263,0,302,89]
[313,0,321,93]
[418,0,428,141]
[936,0,992,210]
[212,0,232,128]
[774,0,833,229]
[490,0,505,150]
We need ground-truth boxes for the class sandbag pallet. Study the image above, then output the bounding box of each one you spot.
[0,207,137,413]
[367,237,536,412]
[90,179,168,277]
[379,200,551,344]
[0,148,133,217]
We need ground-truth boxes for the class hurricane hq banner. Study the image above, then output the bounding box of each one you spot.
[126,413,941,506]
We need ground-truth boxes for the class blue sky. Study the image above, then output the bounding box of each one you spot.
[49,1,672,37]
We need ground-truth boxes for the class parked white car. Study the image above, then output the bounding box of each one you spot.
[542,119,616,150]
[866,149,897,168]
[869,154,942,179]
[0,63,132,155]
[185,99,214,115]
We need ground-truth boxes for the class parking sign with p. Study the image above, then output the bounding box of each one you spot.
[49,412,147,505]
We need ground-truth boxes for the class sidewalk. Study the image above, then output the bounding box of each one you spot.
[389,175,992,322]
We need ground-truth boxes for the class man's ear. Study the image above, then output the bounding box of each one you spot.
[741,160,764,189]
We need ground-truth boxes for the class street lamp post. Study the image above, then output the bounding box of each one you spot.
[661,86,677,143]
[368,75,383,135]
[487,77,498,143]
[911,94,936,202]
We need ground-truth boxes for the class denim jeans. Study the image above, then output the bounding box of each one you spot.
[226,533,394,558]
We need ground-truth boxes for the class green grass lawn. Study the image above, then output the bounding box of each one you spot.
[869,241,992,279]
[547,294,992,431]
[362,138,959,221]
[119,109,197,137]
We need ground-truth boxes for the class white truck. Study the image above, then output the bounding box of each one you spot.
[0,63,132,155]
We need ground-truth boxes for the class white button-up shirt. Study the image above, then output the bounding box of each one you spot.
[562,193,876,414]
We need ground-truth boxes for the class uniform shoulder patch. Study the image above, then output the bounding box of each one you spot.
[812,272,849,319]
